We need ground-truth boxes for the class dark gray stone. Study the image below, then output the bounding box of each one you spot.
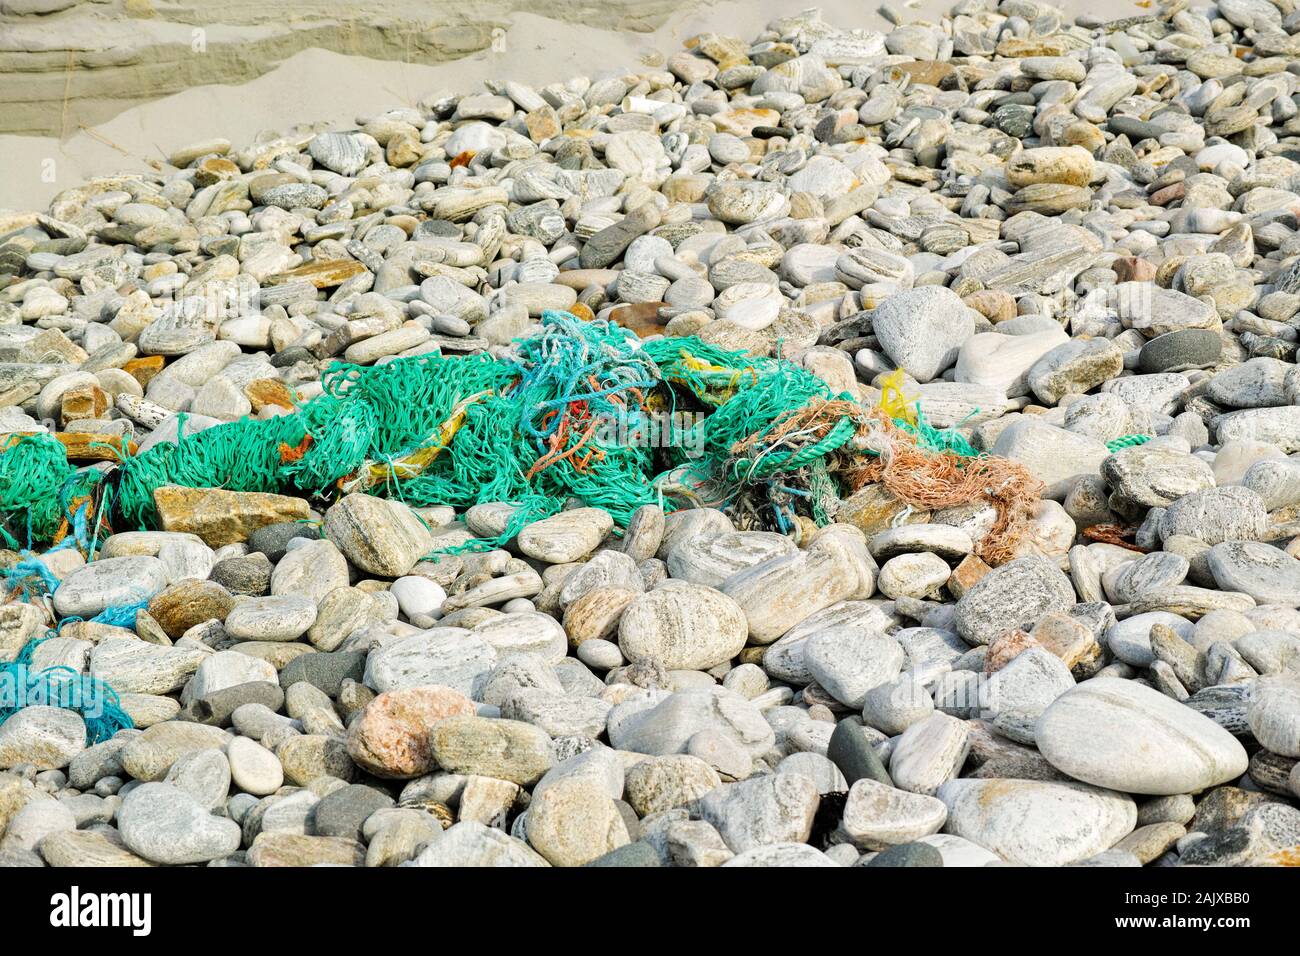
[864,841,944,867]
[994,104,1034,138]
[271,347,315,368]
[184,681,286,727]
[280,651,367,697]
[1108,115,1164,140]
[1184,684,1255,741]
[1179,802,1300,866]
[314,784,395,841]
[248,521,321,563]
[827,719,892,787]
[210,552,273,597]
[1138,329,1222,373]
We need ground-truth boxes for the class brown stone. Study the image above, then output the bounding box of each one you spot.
[0,212,38,233]
[607,302,667,338]
[0,382,39,409]
[386,134,424,167]
[345,685,476,779]
[17,328,87,365]
[386,215,419,237]
[247,833,365,867]
[661,174,711,204]
[996,37,1069,57]
[1059,122,1105,153]
[525,105,560,143]
[123,355,165,388]
[553,269,618,291]
[947,553,992,599]
[963,290,1016,324]
[712,108,780,137]
[55,432,136,461]
[133,609,174,646]
[688,32,750,64]
[1031,610,1104,677]
[59,383,110,423]
[838,484,930,536]
[563,586,639,647]
[1113,256,1158,283]
[235,642,312,670]
[194,156,241,187]
[1149,182,1185,207]
[146,579,236,638]
[428,716,553,786]
[985,629,1040,673]
[245,378,296,412]
[58,621,135,644]
[264,259,367,288]
[276,734,357,786]
[893,61,957,88]
[1114,822,1187,864]
[153,485,310,548]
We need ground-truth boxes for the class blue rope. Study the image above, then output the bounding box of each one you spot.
[56,598,149,632]
[1,493,97,600]
[0,639,134,744]
[89,599,148,628]
[0,556,61,599]
[508,313,659,450]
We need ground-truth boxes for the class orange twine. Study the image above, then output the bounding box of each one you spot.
[839,410,1044,565]
[278,434,313,463]
[525,401,606,478]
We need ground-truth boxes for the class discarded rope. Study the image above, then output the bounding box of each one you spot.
[1,310,1046,560]
[1106,433,1152,452]
[840,410,1045,565]
[0,638,134,745]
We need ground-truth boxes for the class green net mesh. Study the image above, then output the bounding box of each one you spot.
[2,310,984,554]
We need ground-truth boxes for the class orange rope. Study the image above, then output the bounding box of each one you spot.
[525,400,606,478]
[839,411,1044,565]
[278,434,313,463]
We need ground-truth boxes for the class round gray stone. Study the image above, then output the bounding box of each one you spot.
[1206,541,1300,606]
[118,782,242,864]
[1035,679,1249,795]
[1138,328,1222,373]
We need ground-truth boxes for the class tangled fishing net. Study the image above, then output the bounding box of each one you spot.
[0,309,1058,736]
[2,310,1046,563]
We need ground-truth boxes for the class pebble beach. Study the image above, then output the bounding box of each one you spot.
[0,0,1298,869]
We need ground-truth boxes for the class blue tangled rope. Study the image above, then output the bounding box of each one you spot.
[1,546,137,744]
[1,637,134,745]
